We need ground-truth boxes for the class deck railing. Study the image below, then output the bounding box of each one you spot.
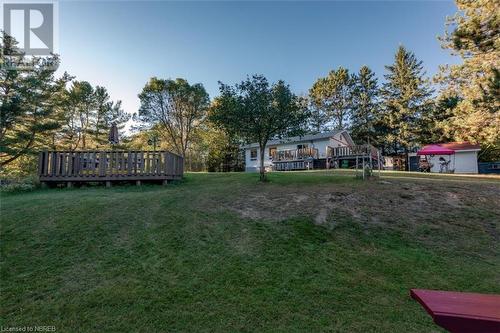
[38,150,183,182]
[328,144,378,158]
[272,147,319,162]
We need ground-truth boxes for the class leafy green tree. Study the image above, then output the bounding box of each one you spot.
[380,46,433,155]
[437,0,499,161]
[0,33,68,167]
[210,74,307,181]
[136,78,209,157]
[310,67,354,130]
[204,102,244,172]
[350,66,380,144]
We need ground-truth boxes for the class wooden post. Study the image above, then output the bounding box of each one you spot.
[362,157,365,180]
[369,150,373,173]
[356,156,359,178]
[378,150,382,177]
[38,152,45,177]
[67,181,73,188]
[99,151,106,177]
[136,180,141,186]
[106,181,111,188]
[163,179,168,186]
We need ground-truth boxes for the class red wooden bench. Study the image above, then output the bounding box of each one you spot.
[410,289,500,333]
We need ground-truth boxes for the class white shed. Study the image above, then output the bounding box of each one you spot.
[417,142,481,174]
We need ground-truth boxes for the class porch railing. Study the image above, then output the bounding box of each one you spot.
[272,147,319,162]
[328,144,378,158]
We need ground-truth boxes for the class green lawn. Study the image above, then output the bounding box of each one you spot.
[1,172,499,332]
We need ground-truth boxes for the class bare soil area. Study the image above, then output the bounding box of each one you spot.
[220,177,500,250]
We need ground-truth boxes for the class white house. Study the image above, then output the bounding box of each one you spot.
[413,142,481,174]
[241,130,356,172]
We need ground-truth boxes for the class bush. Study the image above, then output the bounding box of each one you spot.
[0,174,39,193]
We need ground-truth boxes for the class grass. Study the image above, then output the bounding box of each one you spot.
[1,171,499,332]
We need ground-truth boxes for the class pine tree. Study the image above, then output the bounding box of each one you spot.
[0,33,68,167]
[437,0,499,161]
[350,66,380,144]
[380,46,433,155]
[310,67,354,130]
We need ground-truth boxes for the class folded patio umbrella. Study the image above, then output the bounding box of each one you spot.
[108,123,119,145]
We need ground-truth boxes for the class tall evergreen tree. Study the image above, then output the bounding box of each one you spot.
[418,95,459,144]
[93,87,129,146]
[380,46,433,155]
[350,66,380,144]
[56,81,129,150]
[0,33,68,167]
[309,67,354,130]
[437,0,499,161]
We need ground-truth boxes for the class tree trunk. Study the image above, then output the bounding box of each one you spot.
[259,144,267,182]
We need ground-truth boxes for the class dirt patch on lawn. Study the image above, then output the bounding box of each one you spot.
[218,178,500,247]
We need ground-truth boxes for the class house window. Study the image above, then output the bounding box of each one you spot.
[250,148,257,161]
[297,144,308,150]
[269,147,277,159]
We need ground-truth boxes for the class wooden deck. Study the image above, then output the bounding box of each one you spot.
[38,150,183,186]
[272,148,319,171]
[328,144,379,159]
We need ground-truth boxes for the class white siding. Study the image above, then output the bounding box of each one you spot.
[427,151,478,174]
[245,147,273,172]
[454,151,478,173]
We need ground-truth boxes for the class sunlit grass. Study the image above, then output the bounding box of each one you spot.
[1,172,499,332]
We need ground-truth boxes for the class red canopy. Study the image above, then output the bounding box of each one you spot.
[417,144,455,155]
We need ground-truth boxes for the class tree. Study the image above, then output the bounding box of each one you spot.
[305,101,328,134]
[59,81,95,150]
[350,66,380,144]
[418,95,459,144]
[309,67,354,130]
[204,101,244,172]
[136,78,209,157]
[55,81,128,150]
[210,74,308,181]
[93,87,129,146]
[437,0,500,161]
[380,46,433,155]
[0,33,68,167]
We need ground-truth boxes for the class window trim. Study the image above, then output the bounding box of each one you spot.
[250,148,257,161]
[268,147,277,159]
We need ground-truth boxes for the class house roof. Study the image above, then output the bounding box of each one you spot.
[241,130,348,149]
[438,142,481,151]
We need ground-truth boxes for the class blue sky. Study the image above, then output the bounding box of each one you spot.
[57,1,459,122]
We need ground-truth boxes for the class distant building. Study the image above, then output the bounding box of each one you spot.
[241,130,380,172]
[411,142,481,174]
